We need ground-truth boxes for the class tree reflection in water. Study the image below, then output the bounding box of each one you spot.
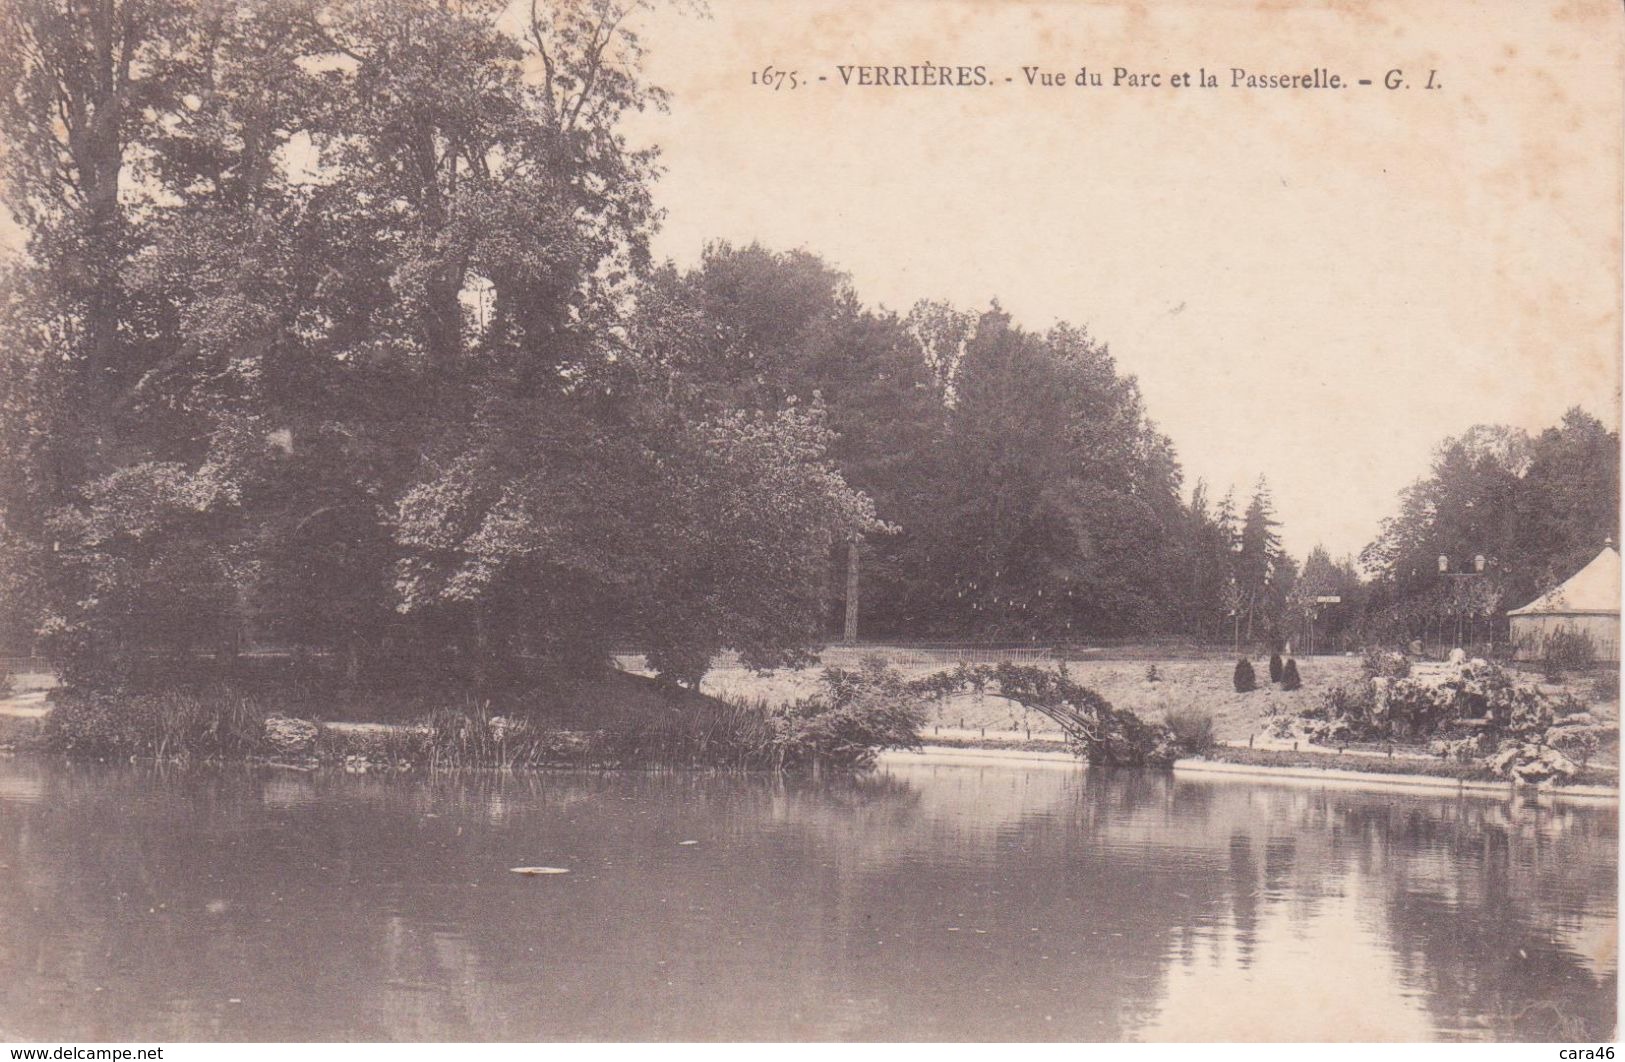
[0,759,1613,1041]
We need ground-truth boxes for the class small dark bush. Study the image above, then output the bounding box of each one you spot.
[1164,705,1216,753]
[1269,653,1284,683]
[1281,658,1302,691]
[1592,669,1619,702]
[1145,663,1161,683]
[1233,658,1256,693]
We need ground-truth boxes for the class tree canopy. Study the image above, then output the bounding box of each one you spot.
[1,0,1606,688]
[1358,408,1620,646]
[0,0,876,687]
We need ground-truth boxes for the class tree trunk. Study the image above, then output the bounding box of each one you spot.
[843,534,861,644]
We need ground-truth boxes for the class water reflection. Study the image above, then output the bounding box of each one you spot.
[0,758,1613,1041]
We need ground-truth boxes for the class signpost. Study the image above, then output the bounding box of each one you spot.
[1309,596,1341,654]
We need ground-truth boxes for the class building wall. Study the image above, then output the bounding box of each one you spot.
[1509,613,1620,662]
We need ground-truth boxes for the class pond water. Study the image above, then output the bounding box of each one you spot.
[0,755,1615,1042]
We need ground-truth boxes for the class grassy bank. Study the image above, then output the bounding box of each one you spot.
[703,653,1619,746]
[703,655,1367,741]
[12,663,929,773]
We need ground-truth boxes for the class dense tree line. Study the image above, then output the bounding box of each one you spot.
[1357,409,1620,648]
[0,0,1286,688]
[637,243,1307,644]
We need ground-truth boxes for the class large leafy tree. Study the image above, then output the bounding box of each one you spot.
[634,243,945,637]
[0,0,878,689]
[917,309,1186,638]
[0,0,219,671]
[1284,545,1364,652]
[1359,408,1619,645]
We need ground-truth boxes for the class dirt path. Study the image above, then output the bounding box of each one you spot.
[0,689,50,719]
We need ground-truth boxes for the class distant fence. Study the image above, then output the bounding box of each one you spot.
[0,656,52,675]
[818,644,1056,668]
[1509,632,1619,666]
[612,644,1064,673]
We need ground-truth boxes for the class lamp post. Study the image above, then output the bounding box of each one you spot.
[1437,552,1488,651]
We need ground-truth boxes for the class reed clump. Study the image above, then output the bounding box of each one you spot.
[41,689,268,759]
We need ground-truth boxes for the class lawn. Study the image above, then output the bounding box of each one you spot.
[698,651,1619,748]
[699,652,1365,743]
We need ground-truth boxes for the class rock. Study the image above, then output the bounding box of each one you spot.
[1446,648,1467,665]
[263,716,319,756]
[488,716,528,742]
[1491,741,1578,785]
[1488,742,1524,776]
[1513,746,1577,785]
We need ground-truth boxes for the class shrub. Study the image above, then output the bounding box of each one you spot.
[1269,653,1284,683]
[1361,646,1411,681]
[1490,741,1580,786]
[1543,628,1597,681]
[772,658,926,770]
[1302,682,1373,744]
[1280,658,1302,691]
[1306,659,1579,749]
[1164,705,1216,753]
[1145,663,1161,684]
[1592,669,1620,702]
[1548,725,1602,770]
[1233,658,1256,693]
[1430,733,1496,763]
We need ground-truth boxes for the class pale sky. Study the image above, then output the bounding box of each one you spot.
[2,0,1618,561]
[628,0,1624,560]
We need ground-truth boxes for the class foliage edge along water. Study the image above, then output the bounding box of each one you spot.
[22,660,1196,773]
[0,0,1615,729]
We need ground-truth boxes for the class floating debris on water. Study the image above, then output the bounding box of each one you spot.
[509,867,571,876]
[677,840,699,846]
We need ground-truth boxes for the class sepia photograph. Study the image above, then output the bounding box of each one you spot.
[0,0,1619,1047]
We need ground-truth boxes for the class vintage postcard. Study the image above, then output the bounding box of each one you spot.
[0,0,1618,1047]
